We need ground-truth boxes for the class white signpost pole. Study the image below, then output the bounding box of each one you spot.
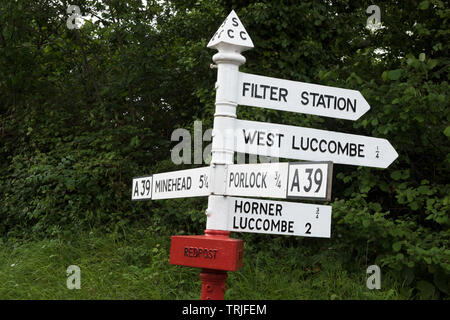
[196,10,255,300]
[205,10,254,232]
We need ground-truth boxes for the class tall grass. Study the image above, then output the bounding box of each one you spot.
[0,226,406,300]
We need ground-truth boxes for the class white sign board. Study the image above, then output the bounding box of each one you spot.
[152,167,210,200]
[132,167,210,201]
[226,196,332,238]
[131,175,153,200]
[225,162,289,199]
[132,162,332,201]
[234,119,398,168]
[238,72,370,120]
[223,162,332,201]
[287,162,332,201]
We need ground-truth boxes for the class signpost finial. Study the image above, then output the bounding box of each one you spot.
[207,10,254,51]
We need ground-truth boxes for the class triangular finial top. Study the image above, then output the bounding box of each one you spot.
[207,10,254,51]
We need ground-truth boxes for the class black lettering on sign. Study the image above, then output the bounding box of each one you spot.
[291,136,365,158]
[266,132,274,147]
[310,92,319,105]
[314,169,323,192]
[301,91,309,105]
[232,17,239,27]
[304,168,313,192]
[310,138,318,152]
[227,29,234,38]
[134,179,151,197]
[290,169,300,192]
[141,180,146,195]
[243,82,251,97]
[134,181,139,197]
[184,246,218,259]
[305,223,312,234]
[232,216,294,233]
[288,221,294,233]
[243,129,257,144]
[257,131,264,146]
[240,31,247,40]
[279,88,288,102]
[242,129,284,148]
[317,95,325,108]
[210,31,218,42]
[241,83,288,102]
[289,167,324,194]
[358,144,365,158]
[299,91,357,113]
[349,143,357,157]
[234,200,282,216]
[154,176,192,193]
[270,86,277,101]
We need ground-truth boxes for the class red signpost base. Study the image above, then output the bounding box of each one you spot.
[199,230,231,300]
[169,229,243,300]
[200,269,228,300]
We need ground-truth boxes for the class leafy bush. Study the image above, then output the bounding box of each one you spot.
[0,0,448,299]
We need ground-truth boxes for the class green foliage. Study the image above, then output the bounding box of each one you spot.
[0,226,200,299]
[0,225,406,299]
[0,0,448,299]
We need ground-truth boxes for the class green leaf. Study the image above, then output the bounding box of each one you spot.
[393,242,402,252]
[410,202,420,210]
[416,280,435,299]
[130,136,140,147]
[391,170,403,180]
[444,126,450,137]
[418,1,430,10]
[65,178,75,191]
[387,69,403,81]
[362,219,371,228]
[419,53,426,61]
[427,59,438,69]
[434,269,450,295]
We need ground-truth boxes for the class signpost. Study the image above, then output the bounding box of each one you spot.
[207,10,254,50]
[131,9,398,300]
[152,167,209,200]
[132,162,332,202]
[131,167,210,201]
[224,162,333,201]
[131,175,153,201]
[170,233,243,271]
[287,162,333,201]
[224,196,332,238]
[238,72,371,120]
[224,162,288,199]
[235,119,398,168]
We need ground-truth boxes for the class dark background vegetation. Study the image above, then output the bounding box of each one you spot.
[0,0,448,299]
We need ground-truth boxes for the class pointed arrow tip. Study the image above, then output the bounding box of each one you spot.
[384,140,399,168]
[354,91,371,120]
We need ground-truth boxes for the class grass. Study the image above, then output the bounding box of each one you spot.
[0,226,408,300]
